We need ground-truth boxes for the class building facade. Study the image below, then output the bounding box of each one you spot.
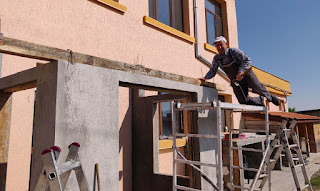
[0,0,291,190]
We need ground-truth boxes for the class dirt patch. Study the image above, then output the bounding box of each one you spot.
[311,170,320,180]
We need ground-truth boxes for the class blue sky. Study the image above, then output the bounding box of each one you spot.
[235,1,320,111]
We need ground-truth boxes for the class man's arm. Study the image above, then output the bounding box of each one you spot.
[200,56,221,81]
[230,48,252,74]
[203,63,219,80]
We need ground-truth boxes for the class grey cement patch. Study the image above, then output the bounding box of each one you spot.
[197,88,219,190]
[54,61,120,190]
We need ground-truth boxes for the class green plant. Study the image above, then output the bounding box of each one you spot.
[311,172,320,190]
[288,107,296,112]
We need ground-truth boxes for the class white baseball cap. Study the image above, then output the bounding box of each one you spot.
[214,36,227,44]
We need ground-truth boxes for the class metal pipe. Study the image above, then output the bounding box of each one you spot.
[265,107,271,191]
[249,107,270,191]
[216,101,223,191]
[171,101,177,191]
[229,110,234,191]
[249,143,271,191]
[176,150,219,190]
[193,0,228,78]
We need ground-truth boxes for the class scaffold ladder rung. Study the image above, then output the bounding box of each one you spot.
[230,146,265,152]
[231,165,267,173]
[176,133,218,139]
[175,158,218,168]
[230,128,267,133]
[175,185,201,191]
[233,184,262,191]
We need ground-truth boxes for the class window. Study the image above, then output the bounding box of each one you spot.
[157,93,188,139]
[159,101,173,137]
[149,0,184,32]
[158,100,185,138]
[205,0,223,45]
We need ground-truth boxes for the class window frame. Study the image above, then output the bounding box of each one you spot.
[158,98,189,139]
[205,0,223,45]
[149,0,184,32]
[96,0,127,13]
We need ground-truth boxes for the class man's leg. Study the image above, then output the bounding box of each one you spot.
[231,80,263,106]
[246,70,272,100]
[231,81,248,104]
[245,70,280,106]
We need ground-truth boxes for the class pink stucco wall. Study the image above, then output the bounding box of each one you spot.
[158,147,185,176]
[1,55,35,191]
[118,87,132,190]
[0,0,269,190]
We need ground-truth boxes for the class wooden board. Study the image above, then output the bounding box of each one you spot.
[0,36,225,91]
[0,67,38,92]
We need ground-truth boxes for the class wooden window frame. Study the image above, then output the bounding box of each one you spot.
[96,0,127,13]
[150,0,184,32]
[158,101,164,136]
[205,0,223,44]
[158,98,189,139]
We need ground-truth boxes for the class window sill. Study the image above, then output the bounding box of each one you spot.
[96,0,127,13]
[159,138,187,150]
[143,16,195,44]
[204,43,218,54]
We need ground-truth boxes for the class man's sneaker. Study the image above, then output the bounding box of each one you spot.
[271,95,280,106]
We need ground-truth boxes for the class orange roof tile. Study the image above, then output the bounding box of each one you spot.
[269,112,320,120]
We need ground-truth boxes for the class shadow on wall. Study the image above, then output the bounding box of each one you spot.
[119,88,132,191]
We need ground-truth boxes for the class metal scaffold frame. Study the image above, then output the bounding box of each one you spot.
[227,104,270,191]
[171,101,270,191]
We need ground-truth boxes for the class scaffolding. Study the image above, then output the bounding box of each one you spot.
[171,101,270,191]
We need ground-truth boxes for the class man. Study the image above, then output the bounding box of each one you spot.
[199,36,280,106]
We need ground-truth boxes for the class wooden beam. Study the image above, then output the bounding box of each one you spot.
[0,92,12,189]
[4,82,37,93]
[120,82,191,95]
[0,36,225,91]
[0,93,12,163]
[0,67,37,92]
[142,93,188,103]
